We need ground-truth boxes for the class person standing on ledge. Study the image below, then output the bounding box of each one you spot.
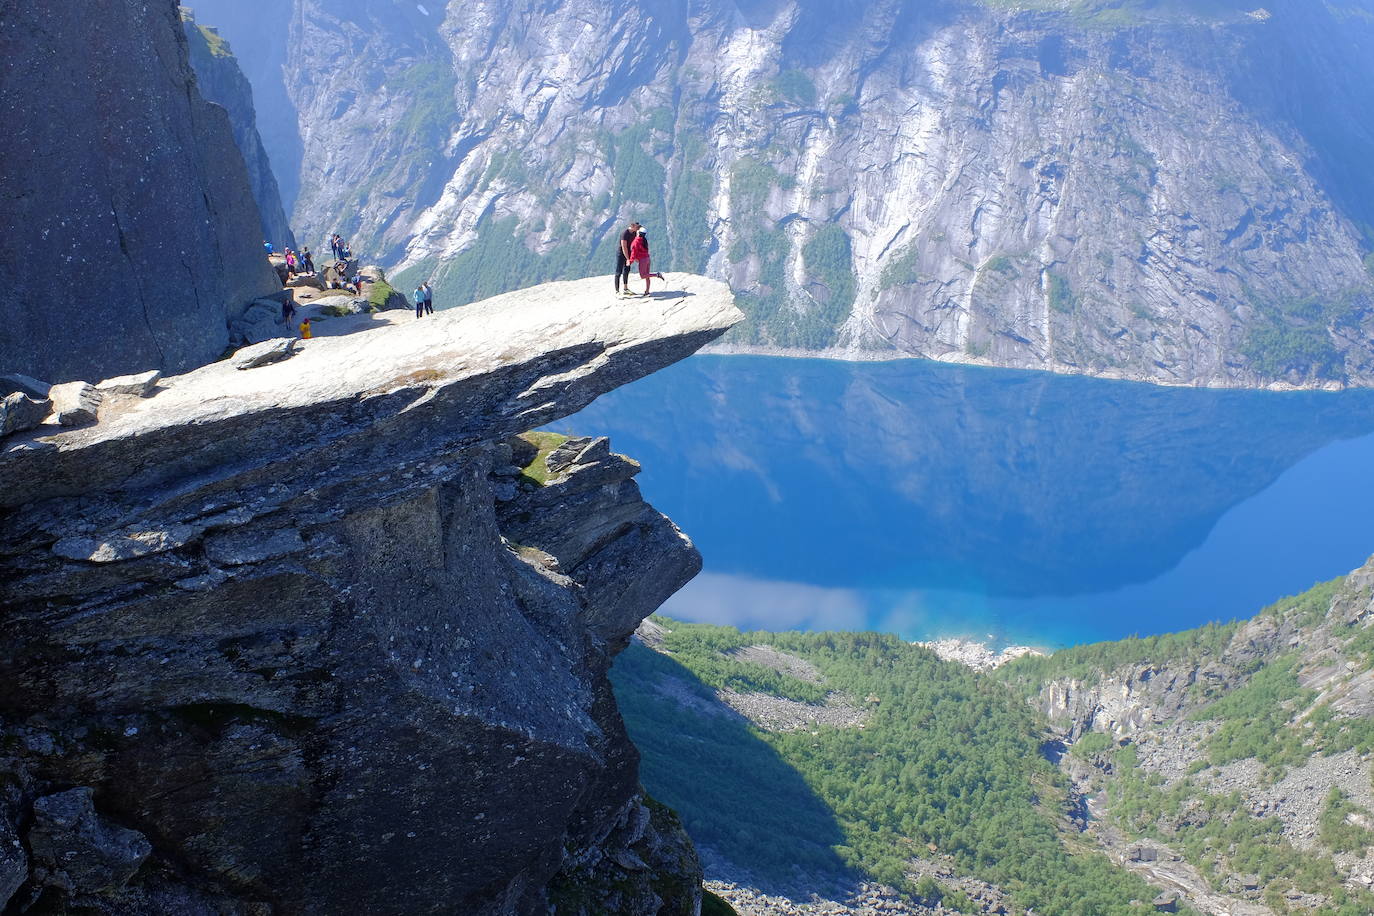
[628,228,665,297]
[421,281,434,316]
[615,220,639,296]
[414,283,426,319]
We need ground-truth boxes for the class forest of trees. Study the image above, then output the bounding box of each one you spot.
[612,620,1184,914]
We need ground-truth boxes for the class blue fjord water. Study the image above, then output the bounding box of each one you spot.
[559,355,1374,650]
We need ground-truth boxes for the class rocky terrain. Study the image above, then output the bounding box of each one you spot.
[1000,559,1374,914]
[192,0,1374,386]
[182,8,297,250]
[917,639,1044,671]
[0,275,742,913]
[0,0,280,384]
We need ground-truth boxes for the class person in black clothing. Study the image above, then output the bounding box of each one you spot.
[614,221,639,295]
[301,247,315,275]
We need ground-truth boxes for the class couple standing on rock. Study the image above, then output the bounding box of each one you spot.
[413,282,434,318]
[614,220,665,298]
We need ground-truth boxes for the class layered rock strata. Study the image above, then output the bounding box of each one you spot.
[0,275,741,914]
[0,0,280,384]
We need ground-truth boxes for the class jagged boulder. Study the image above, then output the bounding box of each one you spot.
[232,337,299,369]
[96,370,162,398]
[1,392,50,437]
[230,296,294,345]
[547,795,703,915]
[47,381,103,427]
[28,788,152,895]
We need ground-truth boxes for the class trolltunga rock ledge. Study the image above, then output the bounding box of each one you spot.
[0,273,740,506]
[0,274,739,915]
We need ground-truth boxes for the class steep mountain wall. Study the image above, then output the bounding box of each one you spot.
[0,276,741,913]
[0,0,281,385]
[180,0,303,212]
[182,9,298,250]
[209,0,1374,387]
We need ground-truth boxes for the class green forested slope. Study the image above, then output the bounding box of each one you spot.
[612,622,1187,915]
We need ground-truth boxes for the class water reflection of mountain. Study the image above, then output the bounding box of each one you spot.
[562,356,1374,598]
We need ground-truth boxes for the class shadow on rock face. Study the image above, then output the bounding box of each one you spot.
[611,642,856,895]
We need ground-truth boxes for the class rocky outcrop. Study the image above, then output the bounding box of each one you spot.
[1008,559,1374,912]
[0,0,280,385]
[1026,563,1374,743]
[0,276,740,913]
[182,9,297,250]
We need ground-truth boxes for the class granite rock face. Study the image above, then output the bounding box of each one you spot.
[182,9,297,251]
[1030,557,1374,743]
[0,0,280,384]
[198,0,1374,387]
[0,276,739,914]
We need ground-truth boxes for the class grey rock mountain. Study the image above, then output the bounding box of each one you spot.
[182,9,298,250]
[192,0,1374,387]
[0,276,741,913]
[997,559,1374,913]
[0,0,280,384]
[180,0,303,212]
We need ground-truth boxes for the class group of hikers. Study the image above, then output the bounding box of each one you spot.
[264,218,665,342]
[614,221,665,297]
[264,240,318,279]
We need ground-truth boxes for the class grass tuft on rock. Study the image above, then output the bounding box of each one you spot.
[517,431,570,487]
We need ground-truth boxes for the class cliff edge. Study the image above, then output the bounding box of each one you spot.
[0,275,742,914]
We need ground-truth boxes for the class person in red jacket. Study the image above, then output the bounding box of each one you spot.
[628,229,665,297]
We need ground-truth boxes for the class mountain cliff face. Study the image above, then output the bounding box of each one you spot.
[0,276,741,913]
[182,9,298,250]
[192,0,1374,387]
[0,0,280,385]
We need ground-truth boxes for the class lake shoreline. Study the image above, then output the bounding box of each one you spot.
[698,343,1349,392]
